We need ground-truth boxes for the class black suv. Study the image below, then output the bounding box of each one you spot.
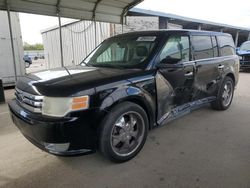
[9,30,239,162]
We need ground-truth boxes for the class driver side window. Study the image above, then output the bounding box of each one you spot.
[159,36,190,63]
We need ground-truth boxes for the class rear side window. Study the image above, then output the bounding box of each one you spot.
[217,35,235,56]
[192,36,213,60]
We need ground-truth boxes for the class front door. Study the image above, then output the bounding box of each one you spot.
[155,35,195,122]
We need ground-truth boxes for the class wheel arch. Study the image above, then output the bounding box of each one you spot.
[122,97,155,130]
[102,95,155,130]
[225,72,235,85]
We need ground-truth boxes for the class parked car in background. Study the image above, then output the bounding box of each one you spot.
[23,55,32,68]
[236,41,250,71]
[9,30,239,162]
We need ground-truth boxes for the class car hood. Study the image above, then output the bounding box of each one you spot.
[237,50,250,56]
[16,66,148,97]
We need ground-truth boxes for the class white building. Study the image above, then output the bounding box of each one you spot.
[41,20,111,69]
[41,16,160,69]
[0,11,25,86]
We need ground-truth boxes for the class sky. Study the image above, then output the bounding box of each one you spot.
[19,0,250,44]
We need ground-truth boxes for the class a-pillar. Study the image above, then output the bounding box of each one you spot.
[197,24,202,30]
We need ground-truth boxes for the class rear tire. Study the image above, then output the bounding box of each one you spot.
[99,102,149,163]
[211,76,234,110]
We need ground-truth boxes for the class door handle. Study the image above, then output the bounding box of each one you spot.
[185,71,193,76]
[218,65,224,69]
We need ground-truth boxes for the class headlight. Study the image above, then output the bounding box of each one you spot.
[42,96,89,117]
[238,56,242,60]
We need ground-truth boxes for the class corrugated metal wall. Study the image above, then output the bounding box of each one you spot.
[42,21,111,69]
[42,17,161,69]
[0,11,25,86]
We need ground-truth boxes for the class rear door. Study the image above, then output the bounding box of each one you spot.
[191,35,222,100]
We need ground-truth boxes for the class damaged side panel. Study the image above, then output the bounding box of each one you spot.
[155,72,175,124]
[155,68,216,127]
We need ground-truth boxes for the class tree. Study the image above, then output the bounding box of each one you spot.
[23,42,44,51]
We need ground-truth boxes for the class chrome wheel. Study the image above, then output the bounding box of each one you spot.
[110,111,145,157]
[222,81,233,107]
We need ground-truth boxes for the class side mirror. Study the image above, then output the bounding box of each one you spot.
[160,56,182,64]
[156,61,184,69]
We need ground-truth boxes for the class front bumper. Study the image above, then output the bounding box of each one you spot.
[240,60,250,69]
[9,99,98,156]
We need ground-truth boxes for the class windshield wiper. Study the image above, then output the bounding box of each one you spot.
[80,61,90,66]
[91,64,125,69]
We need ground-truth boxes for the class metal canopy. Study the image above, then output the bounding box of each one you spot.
[0,0,143,23]
[0,0,143,75]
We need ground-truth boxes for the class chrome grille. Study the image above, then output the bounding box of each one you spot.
[15,88,43,113]
[243,55,250,61]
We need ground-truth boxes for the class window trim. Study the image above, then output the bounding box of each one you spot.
[211,36,219,58]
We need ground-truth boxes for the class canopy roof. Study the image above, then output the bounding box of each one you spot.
[0,0,143,23]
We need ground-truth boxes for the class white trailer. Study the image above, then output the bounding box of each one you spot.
[0,10,25,86]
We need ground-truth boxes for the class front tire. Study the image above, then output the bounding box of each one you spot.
[211,76,234,110]
[25,62,30,68]
[99,102,149,163]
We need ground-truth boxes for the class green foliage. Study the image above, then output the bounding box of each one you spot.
[23,42,44,51]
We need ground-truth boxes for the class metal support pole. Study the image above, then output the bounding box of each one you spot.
[235,31,239,47]
[166,20,169,29]
[159,17,168,29]
[197,24,202,30]
[70,30,75,65]
[121,16,124,34]
[247,32,250,41]
[6,3,17,82]
[58,14,64,67]
[94,20,97,46]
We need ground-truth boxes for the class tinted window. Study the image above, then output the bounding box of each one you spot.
[217,35,235,56]
[192,36,213,60]
[211,36,219,57]
[159,36,190,63]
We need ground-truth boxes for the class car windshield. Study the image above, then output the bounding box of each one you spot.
[81,35,158,69]
[240,42,250,51]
